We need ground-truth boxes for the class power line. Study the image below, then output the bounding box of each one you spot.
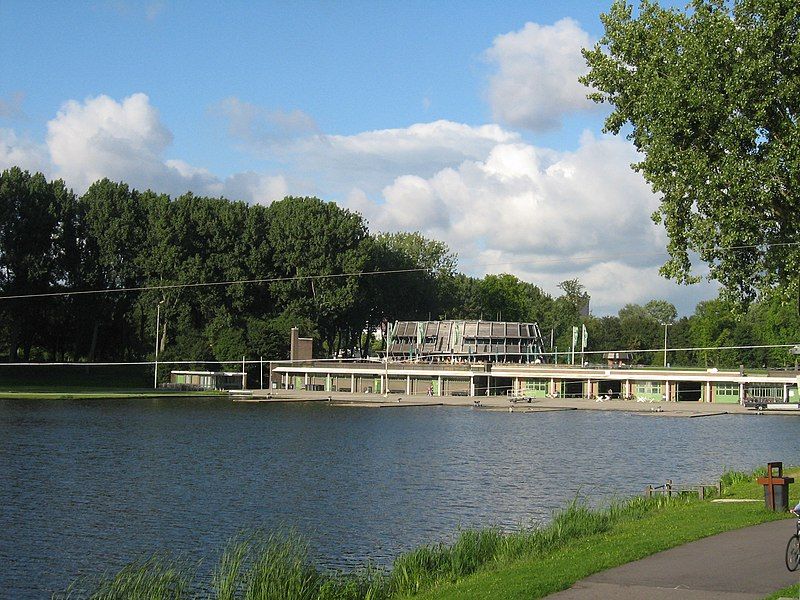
[1,240,799,301]
[0,267,430,300]
[0,342,796,367]
[556,343,800,356]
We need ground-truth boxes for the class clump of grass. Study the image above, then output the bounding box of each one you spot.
[720,469,752,489]
[214,531,321,600]
[389,543,449,594]
[58,553,193,600]
[387,495,691,597]
[448,528,503,579]
[316,565,387,600]
[211,530,391,600]
[60,495,697,599]
[387,528,510,595]
[763,582,800,600]
[213,534,250,600]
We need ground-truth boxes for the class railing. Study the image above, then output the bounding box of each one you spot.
[645,479,721,500]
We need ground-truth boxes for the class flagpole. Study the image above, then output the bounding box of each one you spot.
[580,324,587,366]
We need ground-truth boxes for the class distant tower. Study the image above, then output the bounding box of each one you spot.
[290,327,313,361]
[578,295,590,317]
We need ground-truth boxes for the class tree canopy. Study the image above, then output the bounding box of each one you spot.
[582,0,800,304]
[1,167,796,370]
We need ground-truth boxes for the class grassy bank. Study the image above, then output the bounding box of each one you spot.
[56,467,799,600]
[0,364,229,398]
[0,364,154,390]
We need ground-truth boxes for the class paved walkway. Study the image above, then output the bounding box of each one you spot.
[549,519,799,599]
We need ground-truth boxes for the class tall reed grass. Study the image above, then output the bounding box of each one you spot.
[59,495,689,600]
[720,469,753,489]
[58,553,193,600]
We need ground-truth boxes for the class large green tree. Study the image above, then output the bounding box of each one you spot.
[371,231,456,326]
[476,274,551,323]
[76,179,148,360]
[0,168,69,360]
[266,196,370,356]
[582,0,800,304]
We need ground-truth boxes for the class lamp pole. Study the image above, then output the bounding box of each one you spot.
[383,352,389,397]
[154,300,164,389]
[662,322,670,367]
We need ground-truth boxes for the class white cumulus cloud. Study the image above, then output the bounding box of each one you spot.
[216,97,521,196]
[356,132,713,315]
[35,93,287,204]
[211,171,289,206]
[47,93,173,192]
[294,120,519,195]
[485,18,597,131]
[0,128,50,174]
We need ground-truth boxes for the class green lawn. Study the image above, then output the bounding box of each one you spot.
[0,364,228,398]
[0,363,153,389]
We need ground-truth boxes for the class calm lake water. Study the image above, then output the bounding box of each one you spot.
[0,397,797,598]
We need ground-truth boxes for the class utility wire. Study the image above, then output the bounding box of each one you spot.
[1,240,798,301]
[1,342,796,367]
[0,268,429,300]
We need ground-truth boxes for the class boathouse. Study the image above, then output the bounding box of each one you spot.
[269,360,799,403]
[271,320,798,403]
[387,320,548,362]
[169,370,245,390]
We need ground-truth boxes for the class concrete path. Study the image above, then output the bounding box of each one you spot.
[549,519,799,599]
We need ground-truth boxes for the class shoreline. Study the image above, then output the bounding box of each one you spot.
[233,389,792,417]
[3,387,799,417]
[48,466,800,600]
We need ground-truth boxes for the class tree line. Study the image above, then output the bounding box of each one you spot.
[1,167,797,369]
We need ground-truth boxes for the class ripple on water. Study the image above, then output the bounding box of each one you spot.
[0,398,797,598]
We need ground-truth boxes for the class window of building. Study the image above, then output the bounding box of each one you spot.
[715,383,738,396]
[525,379,548,392]
[747,385,784,399]
[636,381,660,395]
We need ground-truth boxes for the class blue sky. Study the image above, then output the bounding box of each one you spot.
[0,0,714,315]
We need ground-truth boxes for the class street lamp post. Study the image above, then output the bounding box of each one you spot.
[662,322,671,367]
[383,352,389,397]
[154,300,164,389]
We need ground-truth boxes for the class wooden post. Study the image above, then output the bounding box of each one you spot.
[666,480,673,497]
[646,485,652,498]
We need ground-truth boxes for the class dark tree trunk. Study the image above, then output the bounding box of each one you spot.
[8,322,19,362]
[88,321,100,362]
[159,318,167,354]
